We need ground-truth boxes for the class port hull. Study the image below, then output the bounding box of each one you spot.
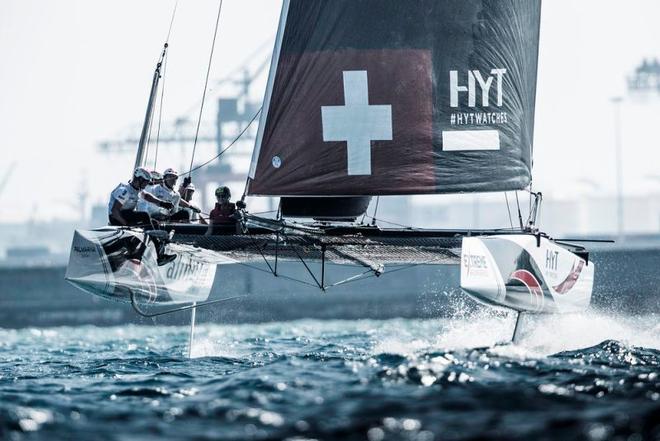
[65,228,219,305]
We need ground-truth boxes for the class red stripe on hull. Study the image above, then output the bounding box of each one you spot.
[510,269,544,311]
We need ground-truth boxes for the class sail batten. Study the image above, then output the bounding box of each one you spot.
[249,0,541,197]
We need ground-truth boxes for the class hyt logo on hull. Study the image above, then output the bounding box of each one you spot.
[450,69,507,108]
[546,250,559,271]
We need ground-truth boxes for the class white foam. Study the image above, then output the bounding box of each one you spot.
[186,324,243,359]
[185,311,659,360]
[432,310,659,356]
[516,311,660,354]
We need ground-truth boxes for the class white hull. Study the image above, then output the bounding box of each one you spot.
[65,228,227,305]
[460,235,594,313]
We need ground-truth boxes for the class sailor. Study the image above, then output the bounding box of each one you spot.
[149,169,163,186]
[107,167,174,227]
[149,168,201,222]
[107,168,177,266]
[136,170,169,220]
[178,183,207,224]
[209,186,238,225]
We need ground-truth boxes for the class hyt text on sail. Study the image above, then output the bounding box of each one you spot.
[449,68,509,126]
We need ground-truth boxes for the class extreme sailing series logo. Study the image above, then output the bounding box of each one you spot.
[463,253,488,277]
[449,68,508,126]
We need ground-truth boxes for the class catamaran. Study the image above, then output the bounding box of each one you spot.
[66,0,595,347]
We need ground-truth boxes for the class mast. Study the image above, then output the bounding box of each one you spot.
[134,44,168,170]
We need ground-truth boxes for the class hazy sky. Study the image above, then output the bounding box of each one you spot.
[1,0,660,223]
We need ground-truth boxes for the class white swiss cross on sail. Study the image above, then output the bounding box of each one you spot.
[321,71,392,175]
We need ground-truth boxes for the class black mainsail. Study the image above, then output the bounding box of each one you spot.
[248,0,542,196]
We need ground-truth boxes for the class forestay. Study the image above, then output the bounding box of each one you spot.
[248,0,541,196]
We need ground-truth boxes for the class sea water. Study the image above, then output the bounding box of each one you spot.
[0,311,658,440]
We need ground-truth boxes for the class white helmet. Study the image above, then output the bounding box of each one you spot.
[150,170,163,181]
[184,183,196,192]
[133,167,152,181]
[163,168,178,178]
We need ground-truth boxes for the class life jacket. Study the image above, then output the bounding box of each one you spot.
[209,202,236,224]
[107,182,140,215]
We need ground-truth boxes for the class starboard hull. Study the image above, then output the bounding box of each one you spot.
[460,235,594,313]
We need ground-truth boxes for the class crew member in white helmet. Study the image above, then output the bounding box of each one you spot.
[107,167,173,227]
[136,170,169,220]
[149,169,163,186]
[106,167,176,266]
[178,183,207,224]
[148,168,201,222]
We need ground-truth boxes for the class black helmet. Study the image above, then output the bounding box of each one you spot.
[215,186,231,198]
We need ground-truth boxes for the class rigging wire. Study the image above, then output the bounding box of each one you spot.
[188,0,224,178]
[370,196,380,226]
[504,192,514,230]
[241,176,251,202]
[164,0,178,43]
[514,191,524,230]
[153,51,169,170]
[146,0,179,170]
[177,36,273,120]
[365,216,419,230]
[248,209,278,216]
[329,263,424,288]
[143,51,168,169]
[181,107,261,177]
[523,186,540,228]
